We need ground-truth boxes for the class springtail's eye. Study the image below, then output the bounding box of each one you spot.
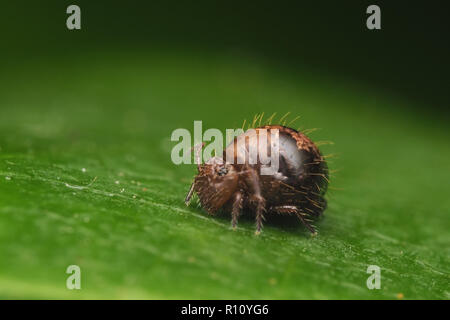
[217,166,229,176]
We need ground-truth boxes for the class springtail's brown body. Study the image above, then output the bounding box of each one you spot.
[185,125,328,235]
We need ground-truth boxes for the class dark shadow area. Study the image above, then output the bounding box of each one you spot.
[2,1,448,115]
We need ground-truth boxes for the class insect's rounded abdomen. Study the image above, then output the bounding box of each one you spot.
[225,125,328,216]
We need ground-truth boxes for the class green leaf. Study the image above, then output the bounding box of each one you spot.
[0,52,448,299]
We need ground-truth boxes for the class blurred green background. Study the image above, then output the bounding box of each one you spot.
[0,1,448,299]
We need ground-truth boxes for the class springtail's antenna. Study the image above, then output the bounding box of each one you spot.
[185,182,195,205]
[185,142,205,206]
[193,142,205,171]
